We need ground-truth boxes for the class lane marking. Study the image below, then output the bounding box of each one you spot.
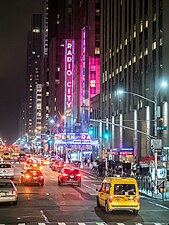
[40,210,49,223]
[82,183,91,189]
[58,223,66,225]
[78,223,86,225]
[38,223,46,225]
[117,223,125,225]
[18,224,26,225]
[96,223,106,225]
[147,200,169,210]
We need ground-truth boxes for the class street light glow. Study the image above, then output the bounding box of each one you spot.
[117,90,125,95]
[161,81,168,88]
[50,119,55,124]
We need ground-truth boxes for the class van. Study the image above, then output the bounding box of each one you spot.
[96,177,140,214]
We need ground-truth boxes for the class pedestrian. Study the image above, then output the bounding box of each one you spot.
[84,158,87,166]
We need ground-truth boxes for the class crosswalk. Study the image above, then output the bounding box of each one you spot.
[0,222,168,225]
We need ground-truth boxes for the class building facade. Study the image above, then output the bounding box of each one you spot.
[25,14,43,136]
[100,0,169,161]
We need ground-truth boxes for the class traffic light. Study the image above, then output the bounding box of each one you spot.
[104,130,109,140]
[88,124,94,136]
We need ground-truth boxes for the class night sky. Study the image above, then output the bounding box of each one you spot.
[0,0,44,145]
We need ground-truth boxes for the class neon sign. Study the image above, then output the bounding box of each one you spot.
[65,40,74,113]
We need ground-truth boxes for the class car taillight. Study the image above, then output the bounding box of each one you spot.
[12,189,16,195]
[109,196,113,203]
[25,174,30,179]
[9,168,13,172]
[137,196,140,203]
[62,173,68,177]
[76,173,81,177]
[39,175,44,180]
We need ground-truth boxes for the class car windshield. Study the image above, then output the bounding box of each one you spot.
[114,184,136,195]
[0,164,11,168]
[0,182,13,188]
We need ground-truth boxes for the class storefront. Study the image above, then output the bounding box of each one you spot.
[54,132,98,162]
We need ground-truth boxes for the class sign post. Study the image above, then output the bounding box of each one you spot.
[151,139,162,193]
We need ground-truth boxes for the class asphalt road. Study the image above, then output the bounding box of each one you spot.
[0,162,169,225]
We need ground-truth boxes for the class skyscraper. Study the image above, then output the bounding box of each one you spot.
[100,0,169,160]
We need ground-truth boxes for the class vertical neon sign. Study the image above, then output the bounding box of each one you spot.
[64,39,74,131]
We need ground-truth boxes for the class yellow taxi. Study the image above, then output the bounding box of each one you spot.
[1,152,11,160]
[96,177,140,214]
[11,151,19,160]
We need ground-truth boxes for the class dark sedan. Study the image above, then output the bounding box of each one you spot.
[58,168,81,186]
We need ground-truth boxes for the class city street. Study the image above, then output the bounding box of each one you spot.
[0,163,169,225]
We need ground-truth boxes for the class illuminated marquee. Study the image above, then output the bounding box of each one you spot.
[64,39,74,118]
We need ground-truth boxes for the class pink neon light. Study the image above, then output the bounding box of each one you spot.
[65,40,73,112]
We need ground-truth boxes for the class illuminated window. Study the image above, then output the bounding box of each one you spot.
[90,80,96,87]
[152,42,156,50]
[125,39,127,45]
[116,68,119,74]
[140,20,143,32]
[133,56,136,63]
[32,28,40,33]
[128,60,131,66]
[95,47,100,54]
[145,20,149,28]
[120,44,123,49]
[46,92,49,96]
[134,31,136,38]
[144,48,148,55]
[139,52,143,59]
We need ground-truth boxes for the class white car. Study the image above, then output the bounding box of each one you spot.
[0,163,14,179]
[0,179,17,204]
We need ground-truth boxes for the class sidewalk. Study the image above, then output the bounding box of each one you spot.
[78,164,169,200]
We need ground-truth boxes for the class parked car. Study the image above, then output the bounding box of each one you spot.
[0,179,17,204]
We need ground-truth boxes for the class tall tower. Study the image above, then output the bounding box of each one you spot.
[26,14,42,136]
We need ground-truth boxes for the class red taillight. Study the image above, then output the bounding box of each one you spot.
[137,196,140,203]
[12,189,16,195]
[76,173,81,177]
[109,196,113,203]
[62,173,68,177]
[39,175,44,180]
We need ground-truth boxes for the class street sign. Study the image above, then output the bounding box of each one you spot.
[151,139,162,149]
[157,126,168,131]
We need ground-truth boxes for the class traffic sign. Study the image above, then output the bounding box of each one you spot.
[151,139,162,149]
[157,126,168,131]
